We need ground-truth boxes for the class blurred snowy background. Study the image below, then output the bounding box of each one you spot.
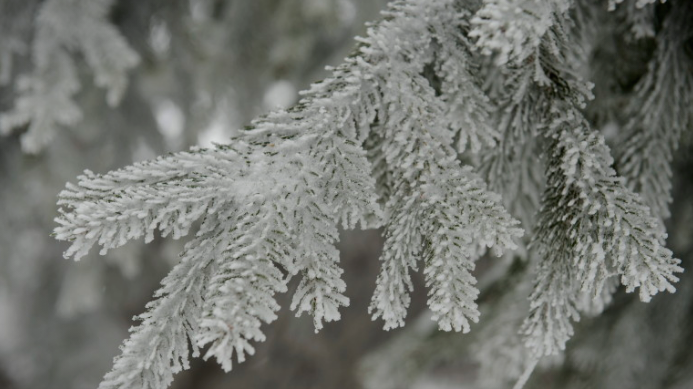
[0,1,408,388]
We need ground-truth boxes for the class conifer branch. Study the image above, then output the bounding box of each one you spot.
[0,0,139,153]
[615,1,693,220]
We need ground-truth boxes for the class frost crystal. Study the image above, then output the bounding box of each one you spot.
[44,0,689,388]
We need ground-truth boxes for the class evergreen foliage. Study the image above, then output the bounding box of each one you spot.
[0,0,686,388]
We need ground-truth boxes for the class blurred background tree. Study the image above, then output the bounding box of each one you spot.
[0,1,396,388]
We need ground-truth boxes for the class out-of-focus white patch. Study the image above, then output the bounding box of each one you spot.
[131,137,156,162]
[198,108,231,148]
[338,0,357,25]
[154,99,185,149]
[263,80,297,110]
[303,0,332,19]
[56,260,103,318]
[601,121,619,142]
[105,243,142,279]
[149,20,171,57]
[189,0,210,22]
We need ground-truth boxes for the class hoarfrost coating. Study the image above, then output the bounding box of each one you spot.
[0,0,687,388]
